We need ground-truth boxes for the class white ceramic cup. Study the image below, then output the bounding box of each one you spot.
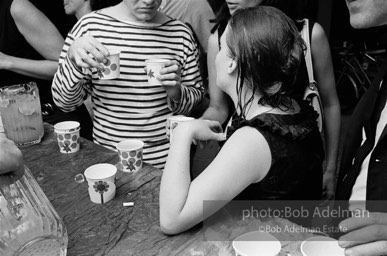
[84,163,117,204]
[116,139,144,173]
[166,115,194,142]
[300,236,345,256]
[99,49,120,79]
[145,59,169,85]
[232,231,281,256]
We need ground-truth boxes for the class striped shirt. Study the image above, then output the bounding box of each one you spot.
[52,11,204,169]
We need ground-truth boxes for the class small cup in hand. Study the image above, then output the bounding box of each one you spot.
[98,49,120,80]
[145,59,169,85]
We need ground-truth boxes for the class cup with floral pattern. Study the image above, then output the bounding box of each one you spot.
[166,115,194,142]
[116,139,144,173]
[84,163,117,204]
[98,49,120,80]
[54,121,81,153]
[145,59,169,85]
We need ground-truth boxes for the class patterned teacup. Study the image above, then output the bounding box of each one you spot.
[54,121,81,153]
[116,139,144,173]
[98,49,120,79]
[84,163,117,204]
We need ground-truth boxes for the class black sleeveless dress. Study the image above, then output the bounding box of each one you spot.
[225,103,324,201]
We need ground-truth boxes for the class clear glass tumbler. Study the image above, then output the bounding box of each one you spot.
[0,82,44,146]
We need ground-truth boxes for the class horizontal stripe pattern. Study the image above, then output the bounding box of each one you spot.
[52,11,204,169]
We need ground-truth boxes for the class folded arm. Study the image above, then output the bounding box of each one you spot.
[3,0,64,80]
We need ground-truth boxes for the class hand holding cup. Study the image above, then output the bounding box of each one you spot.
[68,35,109,70]
[169,119,226,144]
[98,49,120,79]
[145,59,181,102]
[166,115,194,142]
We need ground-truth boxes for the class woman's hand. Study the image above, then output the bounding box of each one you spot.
[339,212,387,256]
[68,35,109,70]
[158,60,182,101]
[174,119,226,143]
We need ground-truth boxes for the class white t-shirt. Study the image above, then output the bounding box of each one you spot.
[349,81,387,211]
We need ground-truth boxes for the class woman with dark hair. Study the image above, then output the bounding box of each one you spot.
[160,6,323,235]
[202,0,340,202]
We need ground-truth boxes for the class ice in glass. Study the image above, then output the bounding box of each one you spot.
[0,82,44,146]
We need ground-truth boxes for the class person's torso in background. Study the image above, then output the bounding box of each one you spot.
[0,0,55,106]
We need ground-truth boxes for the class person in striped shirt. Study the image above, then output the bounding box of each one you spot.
[52,0,204,169]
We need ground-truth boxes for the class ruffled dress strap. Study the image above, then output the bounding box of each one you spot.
[226,103,319,141]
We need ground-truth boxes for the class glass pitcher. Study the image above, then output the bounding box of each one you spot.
[0,136,68,256]
[0,82,44,146]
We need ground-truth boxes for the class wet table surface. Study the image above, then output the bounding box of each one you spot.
[21,123,316,256]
